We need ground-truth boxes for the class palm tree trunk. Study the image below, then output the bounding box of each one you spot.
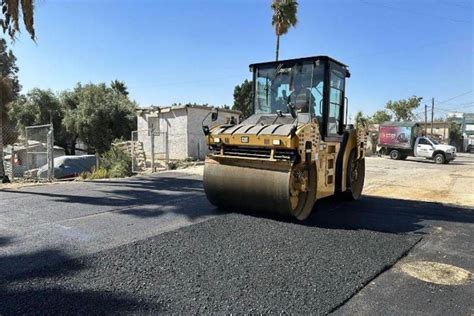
[275,35,280,61]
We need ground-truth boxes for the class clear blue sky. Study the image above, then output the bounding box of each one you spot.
[9,0,474,121]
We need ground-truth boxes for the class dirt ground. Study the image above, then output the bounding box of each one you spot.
[363,153,474,207]
[179,153,474,208]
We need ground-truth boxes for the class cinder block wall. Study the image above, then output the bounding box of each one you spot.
[137,107,240,161]
[137,109,188,160]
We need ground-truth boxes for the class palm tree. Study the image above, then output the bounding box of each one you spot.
[271,0,298,61]
[354,111,368,127]
[1,0,36,40]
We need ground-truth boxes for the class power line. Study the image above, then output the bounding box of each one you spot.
[441,101,474,108]
[346,38,470,60]
[437,104,474,112]
[127,74,244,89]
[436,90,473,105]
[439,1,473,10]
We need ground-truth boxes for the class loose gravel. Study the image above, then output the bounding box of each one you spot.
[0,213,420,314]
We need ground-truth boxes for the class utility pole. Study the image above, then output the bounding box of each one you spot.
[424,104,428,135]
[431,97,434,136]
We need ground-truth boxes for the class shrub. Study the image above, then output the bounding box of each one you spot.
[89,167,108,179]
[75,140,132,180]
[78,171,90,180]
[100,144,132,178]
[167,161,179,170]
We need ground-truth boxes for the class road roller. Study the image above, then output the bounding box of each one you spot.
[202,56,367,220]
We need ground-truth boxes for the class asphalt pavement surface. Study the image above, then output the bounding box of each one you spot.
[1,213,419,314]
[1,168,473,314]
[0,174,215,276]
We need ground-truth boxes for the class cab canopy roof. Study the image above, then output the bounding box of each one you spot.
[249,56,350,78]
[249,55,348,68]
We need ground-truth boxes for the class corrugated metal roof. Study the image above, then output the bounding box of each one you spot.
[136,104,241,115]
[379,121,420,127]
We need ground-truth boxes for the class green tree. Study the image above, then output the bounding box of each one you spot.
[1,0,35,40]
[448,121,462,150]
[370,110,392,124]
[63,83,137,154]
[271,0,298,61]
[0,38,20,94]
[0,38,21,181]
[111,79,129,96]
[9,89,60,128]
[8,88,78,153]
[1,0,34,181]
[232,79,253,119]
[385,96,422,121]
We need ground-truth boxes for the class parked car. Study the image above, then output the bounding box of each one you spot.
[37,155,96,179]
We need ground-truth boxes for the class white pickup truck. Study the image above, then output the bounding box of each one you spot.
[378,122,456,164]
[409,136,456,163]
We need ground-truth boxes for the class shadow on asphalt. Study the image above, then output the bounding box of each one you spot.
[2,174,473,234]
[1,175,214,220]
[376,156,472,166]
[223,195,474,235]
[0,236,13,247]
[0,248,161,314]
[308,196,474,233]
[403,160,470,166]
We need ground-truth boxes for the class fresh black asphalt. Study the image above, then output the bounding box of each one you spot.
[2,170,472,314]
[0,213,420,314]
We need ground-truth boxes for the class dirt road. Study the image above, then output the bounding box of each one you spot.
[363,153,474,207]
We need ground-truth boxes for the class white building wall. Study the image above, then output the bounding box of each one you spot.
[137,109,188,160]
[137,106,240,161]
[187,108,239,160]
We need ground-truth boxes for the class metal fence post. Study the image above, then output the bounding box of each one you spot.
[47,128,51,181]
[47,124,54,182]
[25,127,29,172]
[131,131,136,173]
[151,129,155,172]
[165,131,169,168]
[10,144,14,181]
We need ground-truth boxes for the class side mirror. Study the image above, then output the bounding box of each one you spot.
[211,108,219,122]
[287,103,297,119]
[202,108,219,136]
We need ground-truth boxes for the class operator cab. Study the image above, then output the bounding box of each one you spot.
[249,56,350,140]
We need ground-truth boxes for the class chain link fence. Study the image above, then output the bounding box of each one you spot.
[131,129,169,173]
[1,123,55,182]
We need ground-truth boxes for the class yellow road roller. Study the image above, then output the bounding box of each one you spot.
[202,56,367,220]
